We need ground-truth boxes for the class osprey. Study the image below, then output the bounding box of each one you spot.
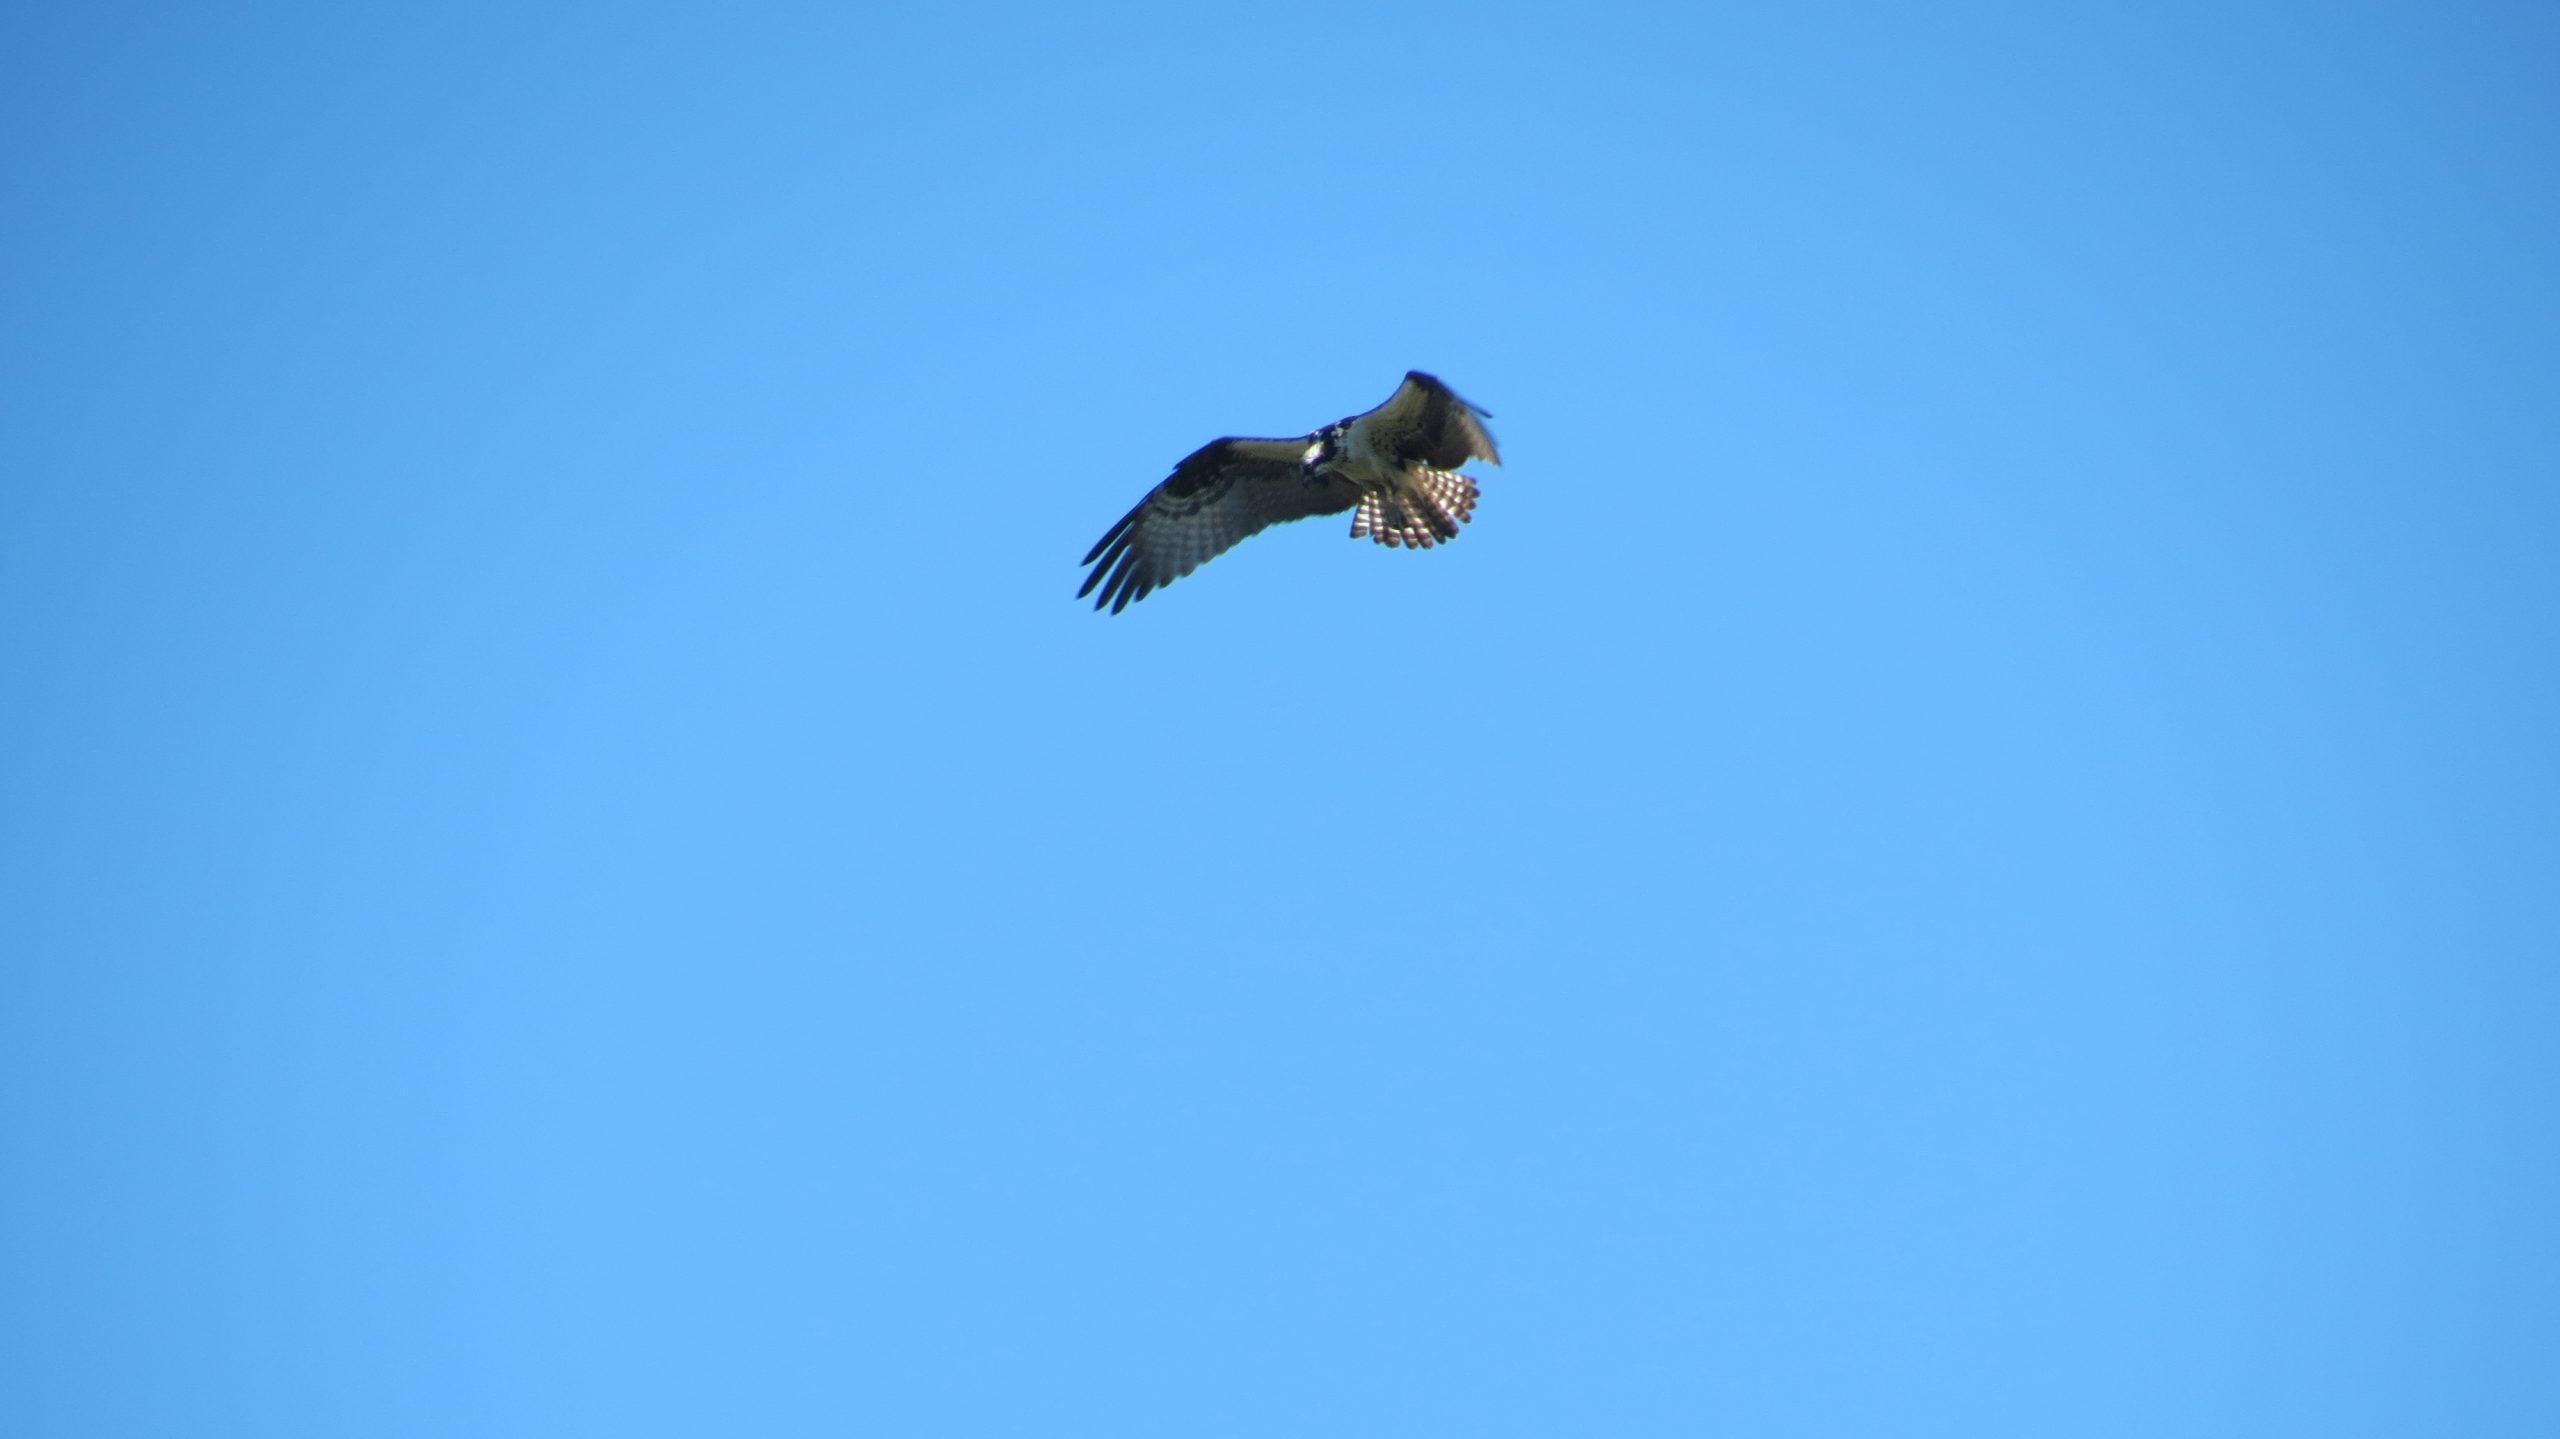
[1077,371,1502,613]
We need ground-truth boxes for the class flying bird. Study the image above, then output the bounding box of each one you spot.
[1077,371,1502,612]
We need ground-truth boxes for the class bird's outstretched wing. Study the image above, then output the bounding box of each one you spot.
[1077,438,1359,613]
[1351,371,1503,471]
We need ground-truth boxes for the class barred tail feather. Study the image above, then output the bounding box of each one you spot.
[1349,468,1481,549]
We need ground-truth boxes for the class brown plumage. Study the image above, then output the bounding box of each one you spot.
[1077,372,1502,613]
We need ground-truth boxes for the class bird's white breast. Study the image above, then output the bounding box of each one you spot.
[1337,414,1401,488]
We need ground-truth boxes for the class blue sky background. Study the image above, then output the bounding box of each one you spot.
[5,2,2557,1433]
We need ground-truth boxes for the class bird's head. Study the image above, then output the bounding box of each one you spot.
[1300,425,1343,482]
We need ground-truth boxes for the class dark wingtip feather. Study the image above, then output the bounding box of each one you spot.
[1081,507,1141,567]
[1095,546,1145,613]
[1076,534,1125,600]
[1406,369,1494,420]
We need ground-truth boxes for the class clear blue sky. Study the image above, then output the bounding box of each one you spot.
[6,2,2557,1433]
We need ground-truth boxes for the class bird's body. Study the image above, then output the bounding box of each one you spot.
[1077,371,1501,612]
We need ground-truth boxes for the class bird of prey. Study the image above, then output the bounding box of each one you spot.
[1077,371,1502,613]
